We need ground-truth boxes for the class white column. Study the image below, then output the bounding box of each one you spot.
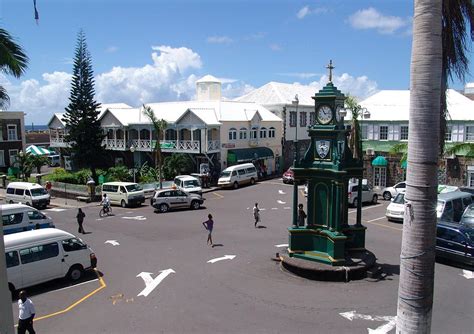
[0,226,15,334]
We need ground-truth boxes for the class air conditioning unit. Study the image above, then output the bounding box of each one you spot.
[366,148,375,156]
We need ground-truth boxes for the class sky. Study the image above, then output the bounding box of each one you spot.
[0,0,473,124]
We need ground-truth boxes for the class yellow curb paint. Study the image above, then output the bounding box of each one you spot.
[28,269,107,324]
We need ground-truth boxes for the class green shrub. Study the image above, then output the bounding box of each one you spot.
[106,166,132,182]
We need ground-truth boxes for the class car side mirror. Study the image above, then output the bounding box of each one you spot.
[391,198,395,202]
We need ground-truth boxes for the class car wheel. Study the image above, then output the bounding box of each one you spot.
[250,178,255,185]
[383,191,392,201]
[159,203,169,213]
[372,194,378,204]
[67,265,84,282]
[121,200,127,208]
[8,200,14,204]
[352,198,359,208]
[8,283,16,299]
[233,182,239,189]
[191,200,201,210]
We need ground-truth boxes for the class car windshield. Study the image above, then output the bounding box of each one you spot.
[183,180,200,188]
[462,206,474,223]
[220,171,231,178]
[393,193,405,204]
[31,188,48,196]
[125,184,143,192]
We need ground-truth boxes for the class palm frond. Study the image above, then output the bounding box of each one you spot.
[0,28,29,77]
[445,142,474,157]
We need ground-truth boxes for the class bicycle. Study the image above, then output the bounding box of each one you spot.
[99,205,113,218]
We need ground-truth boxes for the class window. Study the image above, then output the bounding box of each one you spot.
[102,185,118,192]
[309,112,316,125]
[250,127,258,139]
[2,213,24,226]
[5,251,19,268]
[400,126,409,140]
[238,169,245,176]
[379,126,388,140]
[468,166,474,187]
[445,125,452,142]
[246,167,256,174]
[9,150,18,165]
[19,242,59,264]
[289,112,297,127]
[466,126,474,142]
[239,128,247,140]
[268,127,275,138]
[62,238,87,252]
[228,128,237,141]
[7,125,17,141]
[15,188,24,196]
[373,167,387,187]
[361,125,368,140]
[0,150,4,166]
[300,112,307,127]
[260,127,267,138]
[6,187,14,194]
[28,210,47,220]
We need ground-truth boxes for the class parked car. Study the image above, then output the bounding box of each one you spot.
[218,163,258,189]
[437,191,473,224]
[459,186,474,200]
[460,203,474,228]
[282,168,294,184]
[382,181,406,201]
[101,182,145,207]
[348,182,378,207]
[386,192,405,222]
[6,182,50,209]
[151,189,205,213]
[436,221,474,267]
[174,175,202,196]
[47,154,61,167]
[1,204,54,235]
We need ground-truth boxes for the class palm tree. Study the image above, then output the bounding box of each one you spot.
[143,105,168,189]
[389,142,408,163]
[344,95,363,160]
[444,142,474,157]
[29,154,49,174]
[0,28,28,109]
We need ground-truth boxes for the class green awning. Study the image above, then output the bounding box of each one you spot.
[372,156,388,167]
[227,147,274,163]
[401,160,407,169]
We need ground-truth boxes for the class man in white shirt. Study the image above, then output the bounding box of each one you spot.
[18,290,36,334]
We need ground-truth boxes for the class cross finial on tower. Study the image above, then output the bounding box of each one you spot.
[326,60,335,83]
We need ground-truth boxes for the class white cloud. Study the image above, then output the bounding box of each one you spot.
[297,6,328,19]
[222,82,255,100]
[106,46,119,53]
[269,43,282,51]
[277,72,320,79]
[244,32,266,41]
[348,7,409,34]
[309,73,378,100]
[206,36,233,44]
[297,6,310,19]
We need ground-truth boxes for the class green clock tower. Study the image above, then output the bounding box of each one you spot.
[288,61,366,266]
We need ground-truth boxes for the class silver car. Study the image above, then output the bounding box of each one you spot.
[151,189,204,213]
[348,183,378,207]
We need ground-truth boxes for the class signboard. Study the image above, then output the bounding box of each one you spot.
[222,143,235,148]
[64,156,72,171]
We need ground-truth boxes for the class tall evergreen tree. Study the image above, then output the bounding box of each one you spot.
[63,30,104,182]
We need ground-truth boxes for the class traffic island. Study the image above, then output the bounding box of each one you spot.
[279,249,377,282]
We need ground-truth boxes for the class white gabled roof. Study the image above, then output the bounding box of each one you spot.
[48,103,133,127]
[196,75,221,84]
[359,89,474,121]
[47,113,66,127]
[235,81,317,106]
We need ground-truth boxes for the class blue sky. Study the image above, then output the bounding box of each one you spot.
[1,0,472,124]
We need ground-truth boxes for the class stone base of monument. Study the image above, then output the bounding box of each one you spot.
[279,249,377,282]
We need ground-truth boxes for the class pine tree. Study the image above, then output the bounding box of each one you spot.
[63,30,104,182]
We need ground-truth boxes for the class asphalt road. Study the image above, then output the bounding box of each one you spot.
[6,180,474,334]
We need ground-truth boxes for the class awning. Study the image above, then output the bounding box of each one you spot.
[227,147,274,163]
[401,160,407,169]
[25,145,51,156]
[371,156,388,167]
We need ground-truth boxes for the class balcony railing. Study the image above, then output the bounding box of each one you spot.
[101,139,220,153]
[102,139,126,150]
[207,140,220,152]
[50,137,69,147]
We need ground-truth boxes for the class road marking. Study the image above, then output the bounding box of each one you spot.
[45,208,67,212]
[136,269,176,297]
[283,207,291,210]
[122,216,146,221]
[348,204,383,214]
[105,240,120,246]
[275,243,289,248]
[32,269,106,323]
[210,192,224,199]
[278,190,286,195]
[207,255,236,263]
[367,216,387,222]
[340,310,396,334]
[461,270,474,279]
[49,279,99,293]
[277,200,286,204]
[271,207,278,210]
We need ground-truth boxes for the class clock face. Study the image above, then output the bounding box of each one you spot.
[335,105,342,122]
[317,105,333,124]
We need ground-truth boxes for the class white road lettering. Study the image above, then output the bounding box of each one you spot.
[275,244,289,248]
[45,208,67,212]
[123,216,147,221]
[367,216,387,223]
[340,310,396,334]
[278,190,286,195]
[136,269,176,297]
[105,240,120,246]
[283,207,291,210]
[277,200,286,204]
[271,208,278,210]
[461,270,474,279]
[207,255,236,264]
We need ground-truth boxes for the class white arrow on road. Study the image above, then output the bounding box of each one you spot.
[136,269,175,297]
[123,216,147,221]
[278,190,286,195]
[277,200,286,204]
[461,269,474,279]
[340,310,396,334]
[275,243,289,248]
[104,240,120,246]
[207,255,236,264]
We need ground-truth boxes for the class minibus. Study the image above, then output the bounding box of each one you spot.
[5,182,50,209]
[1,204,54,235]
[218,163,258,189]
[101,182,145,207]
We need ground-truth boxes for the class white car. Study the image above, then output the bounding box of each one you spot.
[386,193,405,222]
[348,182,378,207]
[382,181,406,201]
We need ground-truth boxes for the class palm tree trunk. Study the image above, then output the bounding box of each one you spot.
[396,1,442,333]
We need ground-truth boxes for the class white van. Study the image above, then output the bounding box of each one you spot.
[4,228,97,294]
[218,163,258,189]
[6,182,50,209]
[48,154,60,167]
[101,182,145,207]
[1,204,54,235]
[174,175,202,196]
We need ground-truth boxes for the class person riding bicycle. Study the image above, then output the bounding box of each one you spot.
[101,194,110,212]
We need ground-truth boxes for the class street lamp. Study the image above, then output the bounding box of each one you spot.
[130,145,136,183]
[355,107,370,227]
[292,94,299,227]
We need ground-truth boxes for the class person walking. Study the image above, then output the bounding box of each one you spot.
[76,208,86,234]
[17,290,36,334]
[253,202,260,228]
[298,203,307,227]
[202,213,214,247]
